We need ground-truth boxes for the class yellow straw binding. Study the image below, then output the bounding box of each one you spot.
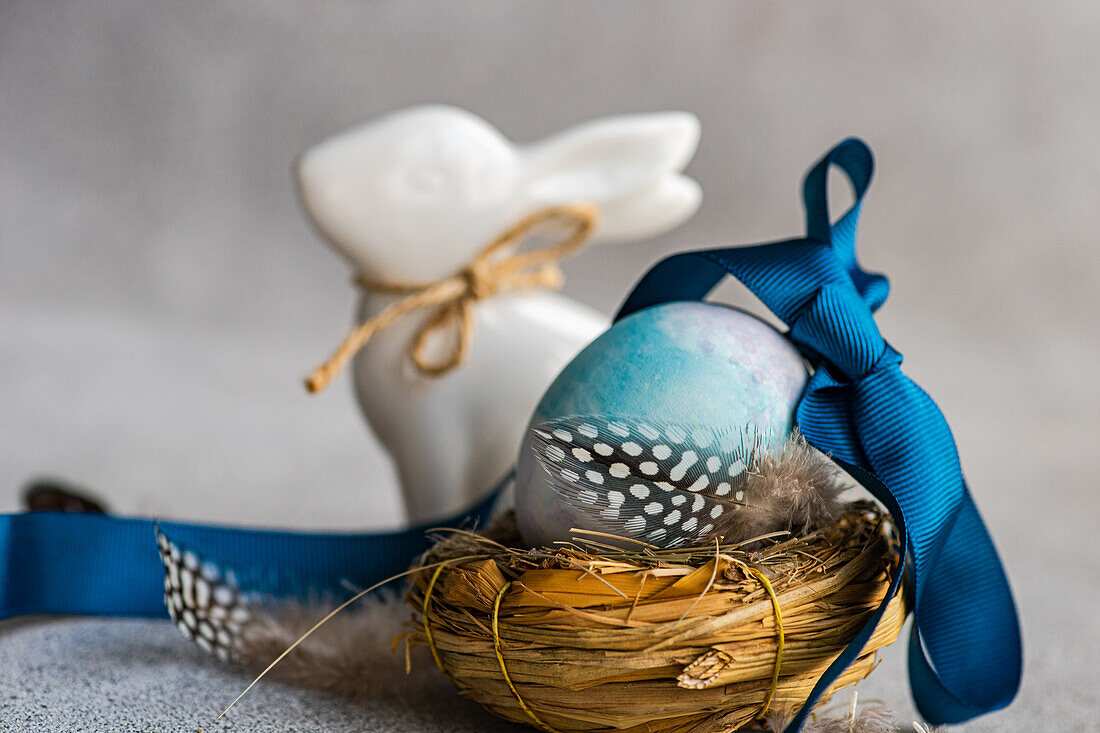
[747,566,785,716]
[492,581,560,733]
[421,562,452,678]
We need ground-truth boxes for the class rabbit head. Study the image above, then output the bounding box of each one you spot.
[296,105,701,281]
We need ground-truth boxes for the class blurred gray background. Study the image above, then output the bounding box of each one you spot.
[1,1,1097,731]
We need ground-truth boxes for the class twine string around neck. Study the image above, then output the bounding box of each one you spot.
[305,203,599,393]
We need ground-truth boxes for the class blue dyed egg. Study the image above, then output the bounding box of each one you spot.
[515,301,808,547]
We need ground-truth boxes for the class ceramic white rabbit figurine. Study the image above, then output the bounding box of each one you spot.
[296,105,701,523]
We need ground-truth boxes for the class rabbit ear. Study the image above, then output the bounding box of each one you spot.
[591,174,702,240]
[523,112,701,240]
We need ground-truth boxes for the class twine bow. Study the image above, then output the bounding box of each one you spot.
[305,204,599,393]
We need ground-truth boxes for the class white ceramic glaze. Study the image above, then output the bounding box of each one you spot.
[296,105,701,523]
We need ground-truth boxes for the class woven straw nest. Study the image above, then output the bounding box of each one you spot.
[403,502,908,733]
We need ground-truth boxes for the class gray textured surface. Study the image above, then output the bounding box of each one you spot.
[0,614,526,733]
[2,1,1099,731]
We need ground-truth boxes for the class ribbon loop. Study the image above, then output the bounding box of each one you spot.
[803,138,872,243]
[615,138,1021,731]
[802,137,889,311]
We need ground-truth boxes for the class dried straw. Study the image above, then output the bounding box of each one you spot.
[403,503,907,733]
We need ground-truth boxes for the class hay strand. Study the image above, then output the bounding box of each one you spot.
[405,503,907,732]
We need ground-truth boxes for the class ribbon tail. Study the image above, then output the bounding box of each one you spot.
[0,477,506,619]
[839,367,1021,726]
[0,512,168,618]
[908,489,1022,723]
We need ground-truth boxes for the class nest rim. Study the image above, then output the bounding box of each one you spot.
[404,502,907,733]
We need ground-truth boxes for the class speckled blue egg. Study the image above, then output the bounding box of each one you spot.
[515,301,809,547]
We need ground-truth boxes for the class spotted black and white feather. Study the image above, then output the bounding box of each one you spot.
[156,528,413,691]
[530,416,847,548]
[157,528,252,662]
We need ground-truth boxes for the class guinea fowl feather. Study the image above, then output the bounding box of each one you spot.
[156,529,421,696]
[531,416,848,547]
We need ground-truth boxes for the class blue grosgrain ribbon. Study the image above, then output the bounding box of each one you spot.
[616,138,1021,728]
[0,485,501,619]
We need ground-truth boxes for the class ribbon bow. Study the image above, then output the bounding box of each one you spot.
[306,203,598,392]
[617,139,1021,730]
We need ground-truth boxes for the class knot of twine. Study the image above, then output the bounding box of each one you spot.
[305,204,599,393]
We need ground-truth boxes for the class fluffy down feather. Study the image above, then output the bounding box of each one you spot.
[731,430,850,543]
[233,592,416,697]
